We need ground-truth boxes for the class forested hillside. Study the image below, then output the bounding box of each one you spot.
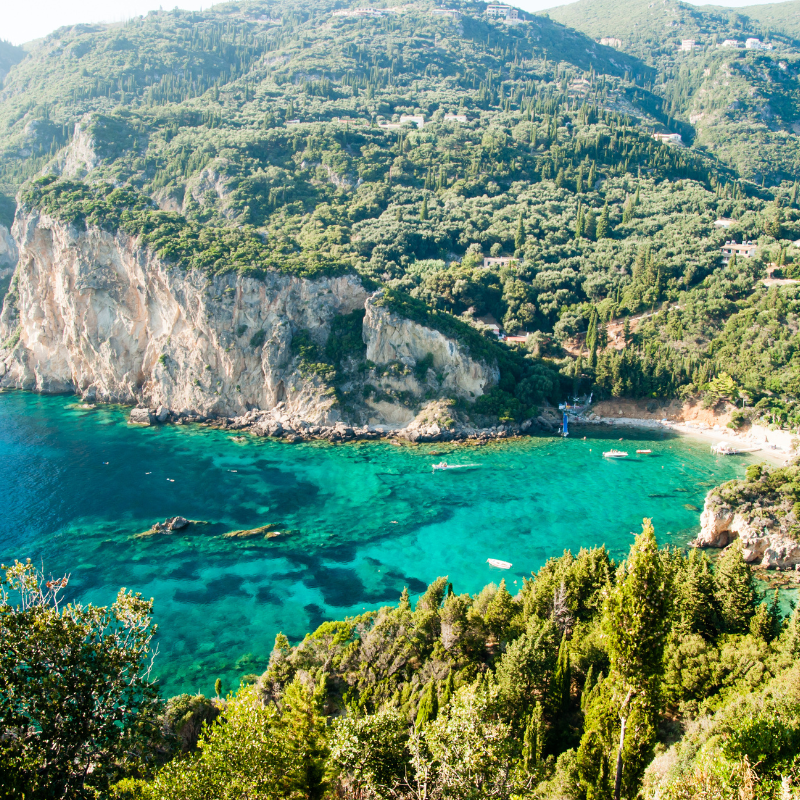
[4,526,799,799]
[1,0,800,423]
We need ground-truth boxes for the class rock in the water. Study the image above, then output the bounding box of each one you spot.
[129,407,155,426]
[168,516,189,531]
[156,405,170,423]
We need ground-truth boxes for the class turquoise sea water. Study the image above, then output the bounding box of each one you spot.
[0,392,759,697]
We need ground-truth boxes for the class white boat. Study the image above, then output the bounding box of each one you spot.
[432,461,480,471]
[603,449,629,458]
[487,558,512,569]
[711,442,740,455]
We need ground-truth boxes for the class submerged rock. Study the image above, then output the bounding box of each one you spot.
[222,524,277,539]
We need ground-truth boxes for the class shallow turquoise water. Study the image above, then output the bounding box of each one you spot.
[0,392,758,697]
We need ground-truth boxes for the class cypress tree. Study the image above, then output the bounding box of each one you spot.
[415,680,438,728]
[515,211,525,251]
[522,701,545,776]
[715,542,757,634]
[420,195,428,221]
[439,670,455,708]
[553,636,571,714]
[596,201,610,239]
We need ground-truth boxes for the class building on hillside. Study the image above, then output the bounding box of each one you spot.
[483,256,514,269]
[599,37,622,48]
[476,314,502,337]
[721,241,758,263]
[333,7,392,17]
[793,239,800,248]
[378,121,403,129]
[399,114,425,128]
[680,39,698,52]
[431,8,461,19]
[745,38,773,50]
[714,218,737,229]
[653,132,683,145]
[721,39,741,48]
[444,112,468,123]
[486,4,519,20]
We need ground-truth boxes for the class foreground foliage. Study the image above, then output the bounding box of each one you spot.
[5,520,799,799]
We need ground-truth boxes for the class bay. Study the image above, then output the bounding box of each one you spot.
[0,392,756,697]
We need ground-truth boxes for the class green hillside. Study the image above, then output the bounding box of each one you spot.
[1,0,800,422]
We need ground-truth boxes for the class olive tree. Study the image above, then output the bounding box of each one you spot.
[0,559,161,799]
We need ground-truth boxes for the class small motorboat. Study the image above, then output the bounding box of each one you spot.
[487,558,512,569]
[432,461,480,471]
[636,449,652,454]
[603,449,629,458]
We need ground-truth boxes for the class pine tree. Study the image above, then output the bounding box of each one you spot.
[415,680,438,728]
[677,548,719,639]
[578,519,669,800]
[715,542,757,634]
[485,579,517,641]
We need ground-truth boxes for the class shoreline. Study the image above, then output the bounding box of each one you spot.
[5,388,795,463]
[573,414,793,467]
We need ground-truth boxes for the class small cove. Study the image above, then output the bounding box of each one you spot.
[0,392,762,697]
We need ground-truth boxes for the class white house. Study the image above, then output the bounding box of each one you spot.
[721,39,741,48]
[745,38,773,50]
[444,113,468,123]
[721,241,758,263]
[680,39,697,52]
[431,8,460,19]
[486,4,520,20]
[399,114,425,128]
[714,218,737,229]
[653,132,683,145]
[599,37,622,48]
[483,256,515,269]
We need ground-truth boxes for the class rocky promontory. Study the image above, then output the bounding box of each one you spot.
[695,463,800,569]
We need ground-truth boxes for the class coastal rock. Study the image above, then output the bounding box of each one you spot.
[363,293,499,400]
[0,224,17,276]
[696,494,800,568]
[0,209,368,421]
[129,407,155,426]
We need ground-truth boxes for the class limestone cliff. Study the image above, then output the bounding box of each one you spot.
[363,293,499,399]
[0,224,17,278]
[696,489,800,569]
[0,211,500,427]
[0,209,367,421]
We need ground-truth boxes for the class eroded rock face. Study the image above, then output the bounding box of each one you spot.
[0,209,368,421]
[696,493,800,568]
[362,292,499,399]
[0,224,17,277]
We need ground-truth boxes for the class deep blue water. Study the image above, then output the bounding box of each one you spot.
[0,391,761,697]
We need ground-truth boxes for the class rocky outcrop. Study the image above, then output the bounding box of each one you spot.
[0,211,513,430]
[696,493,800,569]
[0,224,17,278]
[0,209,367,421]
[363,292,499,399]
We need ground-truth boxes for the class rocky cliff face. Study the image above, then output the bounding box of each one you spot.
[363,293,499,399]
[0,224,17,278]
[0,209,368,421]
[0,211,499,426]
[696,493,800,569]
